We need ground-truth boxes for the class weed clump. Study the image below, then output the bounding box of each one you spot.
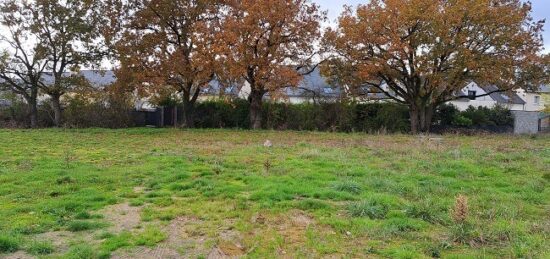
[133,226,167,247]
[67,221,100,232]
[332,181,362,194]
[297,199,330,210]
[66,244,97,259]
[348,199,389,219]
[263,159,272,174]
[449,194,475,244]
[451,195,469,224]
[27,240,54,255]
[56,176,76,185]
[0,234,20,253]
[405,199,445,224]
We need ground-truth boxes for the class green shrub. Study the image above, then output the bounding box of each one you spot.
[459,105,513,127]
[435,104,513,129]
[452,115,473,127]
[63,92,136,128]
[193,101,410,133]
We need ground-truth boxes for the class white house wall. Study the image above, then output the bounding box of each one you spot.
[516,90,547,112]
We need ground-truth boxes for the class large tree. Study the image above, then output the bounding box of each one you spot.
[106,0,220,127]
[219,0,326,129]
[324,0,548,133]
[0,0,47,128]
[29,0,104,127]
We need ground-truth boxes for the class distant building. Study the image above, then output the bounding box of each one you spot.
[448,82,526,111]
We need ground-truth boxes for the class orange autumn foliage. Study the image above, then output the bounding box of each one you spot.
[218,0,326,129]
[324,0,549,133]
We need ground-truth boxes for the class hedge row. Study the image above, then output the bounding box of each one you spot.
[1,95,513,132]
[193,100,411,133]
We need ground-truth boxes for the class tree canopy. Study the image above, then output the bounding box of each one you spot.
[323,0,548,133]
[107,0,222,127]
[219,0,326,129]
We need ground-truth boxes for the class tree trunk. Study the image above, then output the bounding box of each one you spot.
[182,100,196,128]
[29,100,38,128]
[409,104,434,134]
[249,89,263,130]
[420,105,434,133]
[51,95,62,127]
[409,106,420,134]
[180,87,199,128]
[24,89,39,128]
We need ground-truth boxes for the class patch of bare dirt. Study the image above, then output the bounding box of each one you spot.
[101,203,142,233]
[1,251,35,259]
[249,210,316,256]
[32,230,98,255]
[34,231,76,252]
[113,216,244,259]
[133,186,147,193]
[273,210,315,242]
[111,244,181,259]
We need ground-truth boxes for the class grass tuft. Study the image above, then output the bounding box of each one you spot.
[348,199,390,219]
[67,221,101,232]
[332,181,363,194]
[133,226,167,247]
[0,234,20,253]
[66,244,97,259]
[26,240,54,255]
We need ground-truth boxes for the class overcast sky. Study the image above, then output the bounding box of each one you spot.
[0,1,548,54]
[315,0,550,53]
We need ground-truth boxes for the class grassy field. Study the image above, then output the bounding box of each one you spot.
[0,129,548,258]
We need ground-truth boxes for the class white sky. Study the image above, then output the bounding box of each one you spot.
[1,0,549,58]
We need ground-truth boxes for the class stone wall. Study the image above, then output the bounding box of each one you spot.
[512,111,548,134]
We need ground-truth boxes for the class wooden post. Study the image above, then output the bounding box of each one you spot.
[159,106,164,127]
[173,106,178,128]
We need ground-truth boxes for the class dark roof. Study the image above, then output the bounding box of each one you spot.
[80,70,116,87]
[282,68,342,98]
[481,85,526,105]
[40,70,116,88]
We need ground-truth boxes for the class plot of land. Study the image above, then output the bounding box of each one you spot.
[0,129,548,258]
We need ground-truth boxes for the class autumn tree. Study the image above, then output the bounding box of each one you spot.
[29,0,105,127]
[105,0,221,127]
[219,0,326,129]
[0,0,47,128]
[324,0,548,133]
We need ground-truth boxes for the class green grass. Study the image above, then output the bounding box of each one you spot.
[26,240,55,255]
[67,220,103,232]
[0,128,549,258]
[0,234,20,253]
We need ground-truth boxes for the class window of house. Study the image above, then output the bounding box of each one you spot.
[534,95,540,105]
[468,90,477,100]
